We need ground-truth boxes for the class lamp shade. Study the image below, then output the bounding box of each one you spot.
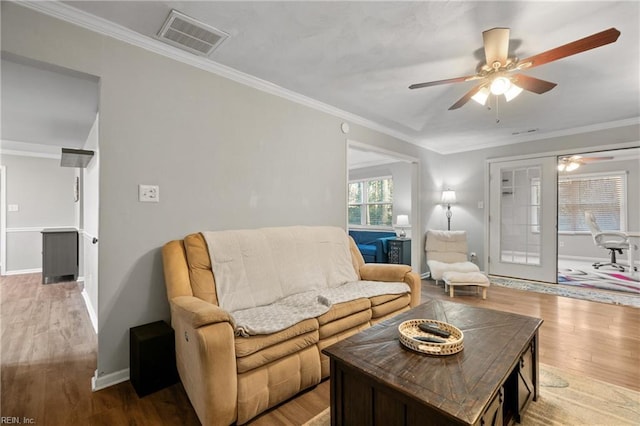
[441,190,457,204]
[396,214,410,226]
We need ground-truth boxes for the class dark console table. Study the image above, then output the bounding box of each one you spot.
[323,299,543,425]
[388,238,411,265]
[42,228,78,284]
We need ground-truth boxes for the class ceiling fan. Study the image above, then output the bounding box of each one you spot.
[409,27,621,110]
[557,155,614,172]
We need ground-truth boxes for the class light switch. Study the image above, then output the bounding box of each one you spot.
[138,185,159,203]
[8,204,19,212]
[477,201,484,209]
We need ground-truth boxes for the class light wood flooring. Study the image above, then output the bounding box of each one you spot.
[1,273,638,425]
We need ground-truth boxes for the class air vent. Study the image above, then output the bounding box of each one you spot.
[61,148,94,168]
[157,10,228,56]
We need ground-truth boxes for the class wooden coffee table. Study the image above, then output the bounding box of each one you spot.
[322,299,543,426]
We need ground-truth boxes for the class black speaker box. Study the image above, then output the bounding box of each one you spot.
[130,320,178,397]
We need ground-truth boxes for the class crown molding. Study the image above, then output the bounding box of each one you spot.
[17,1,419,147]
[428,117,640,155]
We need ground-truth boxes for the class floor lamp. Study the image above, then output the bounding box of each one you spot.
[441,189,456,231]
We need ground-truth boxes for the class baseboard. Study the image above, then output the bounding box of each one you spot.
[81,288,98,334]
[92,368,129,392]
[4,268,42,276]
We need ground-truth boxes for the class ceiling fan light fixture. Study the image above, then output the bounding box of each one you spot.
[504,83,523,102]
[490,76,511,95]
[566,161,580,172]
[471,86,490,105]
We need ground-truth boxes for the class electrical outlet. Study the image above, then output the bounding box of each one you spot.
[138,185,159,203]
[559,241,565,248]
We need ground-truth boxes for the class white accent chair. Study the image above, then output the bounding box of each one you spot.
[585,211,634,272]
[425,230,480,286]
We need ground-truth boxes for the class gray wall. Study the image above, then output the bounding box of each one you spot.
[1,3,423,380]
[0,153,77,272]
[430,125,640,271]
[349,161,413,237]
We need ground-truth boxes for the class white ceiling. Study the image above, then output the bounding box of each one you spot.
[4,1,640,155]
[0,52,99,154]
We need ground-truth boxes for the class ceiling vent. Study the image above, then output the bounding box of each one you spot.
[157,10,228,56]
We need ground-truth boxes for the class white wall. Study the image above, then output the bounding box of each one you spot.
[0,153,77,272]
[1,3,423,381]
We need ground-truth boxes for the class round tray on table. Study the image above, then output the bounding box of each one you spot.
[398,319,464,356]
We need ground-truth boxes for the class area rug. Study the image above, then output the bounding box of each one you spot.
[558,267,640,294]
[490,276,640,308]
[303,364,640,426]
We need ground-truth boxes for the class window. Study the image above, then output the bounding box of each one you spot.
[558,172,627,232]
[348,177,393,227]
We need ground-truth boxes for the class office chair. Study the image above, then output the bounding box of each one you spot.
[584,211,633,272]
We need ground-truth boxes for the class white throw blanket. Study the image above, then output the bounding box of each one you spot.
[203,226,409,336]
[203,226,359,313]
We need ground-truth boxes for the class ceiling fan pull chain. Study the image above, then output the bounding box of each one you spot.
[495,95,500,124]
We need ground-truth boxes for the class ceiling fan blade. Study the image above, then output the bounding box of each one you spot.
[409,75,477,90]
[483,27,510,67]
[518,27,620,70]
[448,83,486,110]
[512,74,557,94]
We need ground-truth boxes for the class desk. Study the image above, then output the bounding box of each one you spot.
[628,232,640,275]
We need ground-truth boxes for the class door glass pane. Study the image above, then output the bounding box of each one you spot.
[500,166,542,265]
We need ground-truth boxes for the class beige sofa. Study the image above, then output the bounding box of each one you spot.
[162,226,420,425]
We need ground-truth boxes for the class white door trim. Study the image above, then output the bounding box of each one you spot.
[1,165,6,276]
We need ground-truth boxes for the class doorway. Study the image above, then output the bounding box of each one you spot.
[346,140,420,269]
[556,146,640,293]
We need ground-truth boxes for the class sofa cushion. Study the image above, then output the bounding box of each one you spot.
[369,292,405,307]
[317,298,371,326]
[203,226,358,313]
[235,318,319,358]
[319,280,410,306]
[371,293,411,319]
[235,330,319,374]
[318,309,372,339]
[231,291,330,336]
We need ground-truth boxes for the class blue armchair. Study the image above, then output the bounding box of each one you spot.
[348,230,397,263]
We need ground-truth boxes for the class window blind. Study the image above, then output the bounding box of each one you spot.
[558,173,626,232]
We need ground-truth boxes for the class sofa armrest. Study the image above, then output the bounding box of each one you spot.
[171,296,235,328]
[170,296,237,425]
[359,264,421,307]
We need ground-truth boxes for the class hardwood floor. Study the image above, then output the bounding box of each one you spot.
[1,274,638,425]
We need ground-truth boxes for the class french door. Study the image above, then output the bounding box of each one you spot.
[488,157,557,283]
